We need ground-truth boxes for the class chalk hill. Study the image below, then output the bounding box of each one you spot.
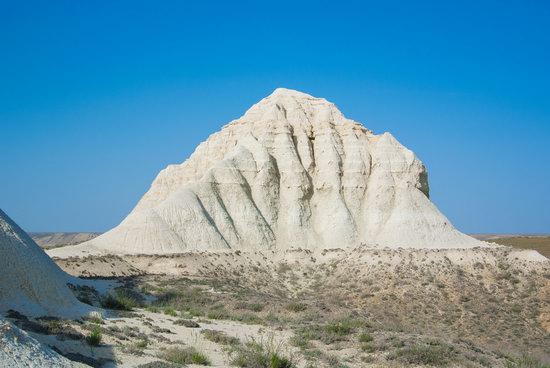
[0,209,86,317]
[72,88,481,254]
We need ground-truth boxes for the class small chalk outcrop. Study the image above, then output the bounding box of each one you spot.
[69,88,481,254]
[0,209,87,317]
[0,318,85,368]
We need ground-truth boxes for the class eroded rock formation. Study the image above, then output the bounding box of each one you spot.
[80,88,481,254]
[0,209,87,317]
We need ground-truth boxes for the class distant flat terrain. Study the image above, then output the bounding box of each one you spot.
[31,232,550,257]
[489,237,550,258]
[470,233,550,240]
[29,232,100,249]
[471,234,550,258]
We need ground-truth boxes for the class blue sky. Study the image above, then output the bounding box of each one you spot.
[1,1,549,233]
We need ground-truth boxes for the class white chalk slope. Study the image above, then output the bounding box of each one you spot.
[79,88,481,254]
[0,319,85,368]
[0,209,87,317]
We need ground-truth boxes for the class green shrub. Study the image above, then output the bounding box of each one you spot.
[289,334,312,349]
[86,325,102,346]
[358,332,373,343]
[101,289,141,311]
[229,338,294,368]
[185,307,205,317]
[324,320,354,336]
[231,313,264,325]
[163,307,178,317]
[207,309,230,320]
[387,343,453,366]
[153,286,212,313]
[161,347,210,365]
[201,329,240,346]
[296,319,360,345]
[135,339,149,348]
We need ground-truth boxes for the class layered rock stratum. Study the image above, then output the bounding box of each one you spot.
[59,88,481,255]
[0,209,87,317]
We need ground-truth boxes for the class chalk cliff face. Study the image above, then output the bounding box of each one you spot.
[84,88,480,254]
[0,209,86,317]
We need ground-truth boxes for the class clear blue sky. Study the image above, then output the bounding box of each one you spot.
[1,1,549,233]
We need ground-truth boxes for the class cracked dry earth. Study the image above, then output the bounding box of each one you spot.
[30,246,549,367]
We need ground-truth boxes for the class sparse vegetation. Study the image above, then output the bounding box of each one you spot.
[51,247,550,367]
[101,289,141,311]
[387,342,454,366]
[235,302,264,312]
[163,307,178,317]
[229,338,294,368]
[122,339,148,356]
[207,309,230,320]
[358,332,373,343]
[289,334,312,349]
[324,319,359,335]
[161,346,211,365]
[153,284,212,312]
[201,329,240,345]
[285,302,307,312]
[135,339,149,348]
[322,354,344,367]
[296,318,363,344]
[86,325,102,346]
[505,355,550,368]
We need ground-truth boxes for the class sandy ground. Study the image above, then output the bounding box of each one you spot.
[24,245,546,367]
[5,293,303,367]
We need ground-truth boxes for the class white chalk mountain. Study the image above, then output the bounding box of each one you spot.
[75,88,481,254]
[0,209,88,317]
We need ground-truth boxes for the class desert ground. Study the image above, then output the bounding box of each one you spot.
[3,244,545,367]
